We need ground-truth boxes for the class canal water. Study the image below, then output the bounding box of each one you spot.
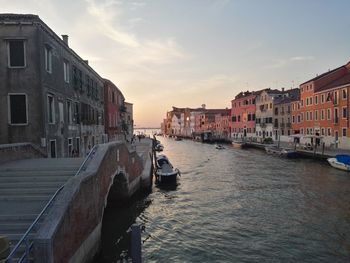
[96,137,350,263]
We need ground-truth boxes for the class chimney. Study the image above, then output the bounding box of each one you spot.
[62,35,68,46]
[282,87,285,92]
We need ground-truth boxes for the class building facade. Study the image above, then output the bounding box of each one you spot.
[104,79,125,141]
[231,91,258,140]
[273,88,299,142]
[296,61,350,148]
[255,89,283,141]
[0,14,105,157]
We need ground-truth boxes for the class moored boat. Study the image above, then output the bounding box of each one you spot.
[155,155,180,183]
[154,143,164,152]
[265,146,299,158]
[327,155,350,171]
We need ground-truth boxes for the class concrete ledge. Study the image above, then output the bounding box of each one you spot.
[33,141,152,262]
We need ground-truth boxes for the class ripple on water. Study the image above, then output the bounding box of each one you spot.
[98,138,350,263]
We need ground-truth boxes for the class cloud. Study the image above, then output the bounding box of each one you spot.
[265,56,315,69]
[84,0,187,65]
[290,56,315,61]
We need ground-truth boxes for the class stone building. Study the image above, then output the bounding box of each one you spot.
[272,88,299,142]
[0,14,105,157]
[255,89,283,142]
[124,102,134,141]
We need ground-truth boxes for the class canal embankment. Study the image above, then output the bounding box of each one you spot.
[33,139,153,263]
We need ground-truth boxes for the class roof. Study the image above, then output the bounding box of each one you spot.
[300,64,346,86]
[316,72,350,92]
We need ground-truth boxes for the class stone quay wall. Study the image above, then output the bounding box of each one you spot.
[0,142,46,164]
[33,140,153,263]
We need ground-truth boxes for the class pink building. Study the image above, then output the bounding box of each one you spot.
[231,91,259,139]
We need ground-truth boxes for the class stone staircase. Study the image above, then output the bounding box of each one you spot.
[0,158,83,261]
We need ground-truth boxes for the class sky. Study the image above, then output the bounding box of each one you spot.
[2,0,350,127]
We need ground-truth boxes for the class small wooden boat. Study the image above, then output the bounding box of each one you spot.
[155,155,180,183]
[328,155,350,171]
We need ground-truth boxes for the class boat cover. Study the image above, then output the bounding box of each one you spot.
[336,155,350,165]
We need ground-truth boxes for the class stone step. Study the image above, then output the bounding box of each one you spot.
[0,181,64,189]
[0,214,38,222]
[0,170,76,177]
[0,188,59,196]
[0,175,72,183]
[0,195,52,201]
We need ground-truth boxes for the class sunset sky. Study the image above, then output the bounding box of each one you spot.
[2,0,350,127]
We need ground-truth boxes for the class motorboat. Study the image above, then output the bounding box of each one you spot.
[155,155,180,183]
[265,146,299,158]
[327,155,350,171]
[215,144,225,150]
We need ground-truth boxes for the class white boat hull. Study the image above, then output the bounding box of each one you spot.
[327,158,350,171]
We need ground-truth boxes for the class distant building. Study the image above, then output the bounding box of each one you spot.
[273,88,300,142]
[0,14,105,157]
[231,90,259,140]
[104,79,125,141]
[255,89,283,142]
[124,102,134,141]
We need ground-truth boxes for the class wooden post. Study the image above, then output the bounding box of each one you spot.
[131,224,142,263]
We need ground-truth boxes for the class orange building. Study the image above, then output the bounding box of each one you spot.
[293,61,350,149]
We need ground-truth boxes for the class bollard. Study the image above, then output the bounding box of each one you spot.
[131,224,142,263]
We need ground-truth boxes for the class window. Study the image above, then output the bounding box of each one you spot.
[63,61,69,83]
[310,97,313,105]
[292,115,295,123]
[306,111,309,121]
[8,94,28,125]
[321,94,325,104]
[342,89,347,100]
[327,108,331,120]
[68,138,73,157]
[45,46,53,73]
[67,100,73,124]
[8,40,26,67]
[342,128,347,137]
[327,128,332,136]
[343,107,348,119]
[310,111,313,121]
[321,109,325,120]
[47,94,55,124]
[315,110,318,121]
[321,128,325,136]
[315,95,318,105]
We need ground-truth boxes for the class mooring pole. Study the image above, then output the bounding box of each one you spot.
[131,224,142,263]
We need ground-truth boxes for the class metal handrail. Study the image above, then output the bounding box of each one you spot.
[6,145,98,263]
